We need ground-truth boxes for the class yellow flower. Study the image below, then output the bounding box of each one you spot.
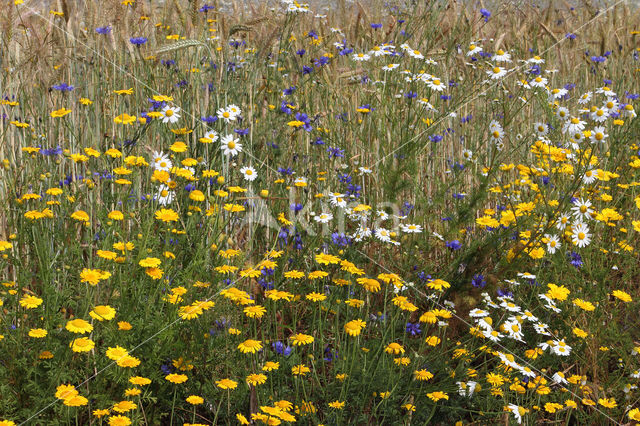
[55,384,78,400]
[71,210,90,222]
[165,373,188,384]
[19,294,43,309]
[385,342,405,355]
[425,336,441,346]
[186,395,204,405]
[427,278,450,291]
[344,319,366,336]
[246,374,267,386]
[112,400,137,413]
[414,369,434,381]
[70,337,95,353]
[546,283,570,301]
[29,328,48,338]
[129,376,151,386]
[215,378,238,390]
[572,298,595,311]
[116,356,140,368]
[63,395,89,407]
[238,339,263,354]
[138,257,161,268]
[244,305,266,319]
[107,415,131,426]
[315,253,341,265]
[65,319,93,334]
[106,346,129,361]
[306,292,327,302]
[291,364,310,376]
[114,113,136,125]
[262,361,279,372]
[572,327,588,338]
[328,401,345,409]
[155,208,179,222]
[290,333,314,346]
[598,397,617,408]
[612,290,632,302]
[80,268,111,285]
[51,108,72,118]
[426,391,449,402]
[90,305,116,321]
[124,388,141,397]
[118,321,132,330]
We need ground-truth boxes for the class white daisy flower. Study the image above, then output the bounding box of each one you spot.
[590,126,608,143]
[152,151,172,171]
[240,166,257,181]
[426,77,445,92]
[314,212,333,224]
[217,107,237,123]
[492,49,511,62]
[543,234,561,254]
[529,75,548,88]
[200,130,219,144]
[577,91,592,104]
[486,66,508,79]
[155,184,175,206]
[466,43,482,56]
[161,105,181,124]
[400,223,423,233]
[374,228,392,242]
[220,134,242,157]
[571,222,591,247]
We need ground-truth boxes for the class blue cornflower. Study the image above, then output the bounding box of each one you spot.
[371,23,382,29]
[290,203,303,213]
[565,33,576,40]
[327,146,345,158]
[331,232,351,247]
[199,4,215,12]
[405,322,422,336]
[283,86,296,96]
[302,65,313,75]
[296,49,306,56]
[405,91,417,99]
[496,288,513,298]
[452,192,465,200]
[129,37,147,45]
[569,251,583,268]
[234,128,249,136]
[591,55,606,63]
[446,240,461,250]
[480,8,491,22]
[96,26,111,34]
[314,56,330,67]
[41,146,63,156]
[471,274,486,288]
[278,167,294,176]
[201,115,218,124]
[52,83,74,92]
[161,59,176,68]
[429,134,443,143]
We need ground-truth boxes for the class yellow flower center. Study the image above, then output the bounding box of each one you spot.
[165,109,174,117]
[493,67,501,74]
[578,232,585,239]
[228,141,236,149]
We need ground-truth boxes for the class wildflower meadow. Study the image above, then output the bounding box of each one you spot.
[1,0,640,424]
